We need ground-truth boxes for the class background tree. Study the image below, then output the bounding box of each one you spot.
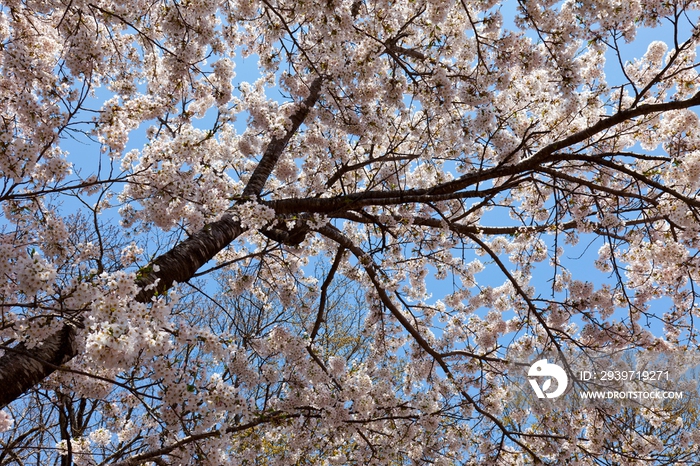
[1,0,700,463]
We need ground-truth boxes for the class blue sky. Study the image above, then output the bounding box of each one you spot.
[46,0,700,354]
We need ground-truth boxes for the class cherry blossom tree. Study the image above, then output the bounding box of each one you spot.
[1,0,700,463]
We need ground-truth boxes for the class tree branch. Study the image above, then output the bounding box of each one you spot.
[0,77,324,409]
[0,325,78,409]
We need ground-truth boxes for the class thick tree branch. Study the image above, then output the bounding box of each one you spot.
[0,77,324,409]
[241,77,323,199]
[0,325,78,409]
[265,92,700,216]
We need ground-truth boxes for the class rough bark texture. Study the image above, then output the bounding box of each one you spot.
[134,214,245,302]
[0,77,324,409]
[0,325,78,408]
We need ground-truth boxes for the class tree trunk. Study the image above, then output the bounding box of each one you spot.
[0,325,78,408]
[0,77,323,409]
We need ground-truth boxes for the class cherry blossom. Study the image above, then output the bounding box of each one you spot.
[1,0,700,464]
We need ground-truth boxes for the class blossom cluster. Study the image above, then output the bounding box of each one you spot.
[2,0,700,464]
